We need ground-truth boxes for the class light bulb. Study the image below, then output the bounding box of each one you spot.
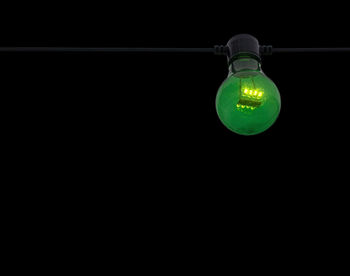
[216,35,281,135]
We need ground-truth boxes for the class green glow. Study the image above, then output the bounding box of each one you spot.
[216,57,281,135]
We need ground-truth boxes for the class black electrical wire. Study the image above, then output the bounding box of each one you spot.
[273,48,350,53]
[1,46,350,55]
[0,47,219,53]
[259,45,350,55]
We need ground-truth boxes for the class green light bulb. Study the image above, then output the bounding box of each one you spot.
[216,56,281,135]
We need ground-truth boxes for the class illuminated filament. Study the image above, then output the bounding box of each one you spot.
[236,89,264,111]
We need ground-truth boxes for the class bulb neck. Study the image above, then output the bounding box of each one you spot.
[229,56,262,75]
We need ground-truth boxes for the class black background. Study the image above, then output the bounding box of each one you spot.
[2,5,348,184]
[2,2,349,272]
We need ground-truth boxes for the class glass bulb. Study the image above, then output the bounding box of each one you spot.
[216,56,281,135]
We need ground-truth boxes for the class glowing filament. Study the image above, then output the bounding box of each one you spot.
[241,88,264,99]
[236,88,264,111]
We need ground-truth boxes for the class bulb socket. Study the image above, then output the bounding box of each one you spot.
[226,34,261,64]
